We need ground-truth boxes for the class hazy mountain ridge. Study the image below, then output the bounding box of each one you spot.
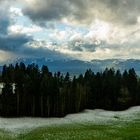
[1,58,140,75]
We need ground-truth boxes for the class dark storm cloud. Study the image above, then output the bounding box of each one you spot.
[0,3,10,35]
[23,0,140,25]
[23,0,68,23]
[0,17,9,35]
[0,6,33,54]
[0,35,67,59]
[0,31,66,59]
[23,0,91,24]
[0,35,32,52]
[106,0,140,25]
[0,3,66,59]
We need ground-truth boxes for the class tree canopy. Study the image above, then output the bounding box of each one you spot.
[0,63,140,117]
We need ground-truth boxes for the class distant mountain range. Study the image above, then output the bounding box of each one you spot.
[1,58,140,75]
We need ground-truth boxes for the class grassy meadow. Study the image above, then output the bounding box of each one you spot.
[0,107,140,140]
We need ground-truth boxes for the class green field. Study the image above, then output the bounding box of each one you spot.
[0,122,140,140]
[0,107,140,140]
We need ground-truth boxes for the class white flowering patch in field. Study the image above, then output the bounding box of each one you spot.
[0,106,140,134]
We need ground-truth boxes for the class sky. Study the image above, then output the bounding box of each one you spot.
[0,0,140,63]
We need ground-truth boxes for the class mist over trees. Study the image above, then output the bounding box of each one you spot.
[0,63,140,117]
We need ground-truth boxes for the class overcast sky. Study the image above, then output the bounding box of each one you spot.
[0,0,140,63]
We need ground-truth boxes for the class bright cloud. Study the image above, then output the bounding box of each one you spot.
[8,24,43,34]
[10,7,23,17]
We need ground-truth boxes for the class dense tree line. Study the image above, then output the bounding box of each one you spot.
[0,63,140,117]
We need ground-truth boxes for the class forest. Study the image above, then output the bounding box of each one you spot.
[0,62,140,117]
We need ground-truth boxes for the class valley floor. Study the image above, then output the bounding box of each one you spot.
[0,106,140,140]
